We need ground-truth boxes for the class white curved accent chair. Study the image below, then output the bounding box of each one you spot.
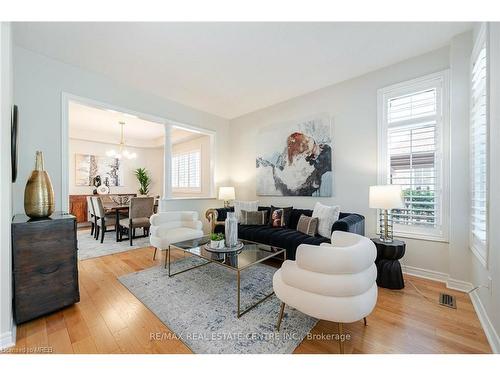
[273,230,378,353]
[149,211,204,262]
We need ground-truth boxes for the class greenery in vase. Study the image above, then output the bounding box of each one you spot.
[134,167,151,195]
[210,233,225,241]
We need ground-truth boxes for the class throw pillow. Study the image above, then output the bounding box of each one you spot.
[270,208,285,227]
[269,205,293,227]
[240,210,268,225]
[296,214,319,236]
[233,200,258,222]
[312,202,340,238]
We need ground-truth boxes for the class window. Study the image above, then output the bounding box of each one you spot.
[378,72,449,241]
[470,24,489,266]
[171,150,201,191]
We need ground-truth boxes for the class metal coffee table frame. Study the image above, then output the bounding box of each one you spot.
[165,239,286,318]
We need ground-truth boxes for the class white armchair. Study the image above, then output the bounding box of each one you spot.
[273,230,377,353]
[149,211,204,261]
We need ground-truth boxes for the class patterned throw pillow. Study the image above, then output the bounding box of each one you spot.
[296,214,319,236]
[240,210,267,225]
[268,205,293,227]
[270,209,285,227]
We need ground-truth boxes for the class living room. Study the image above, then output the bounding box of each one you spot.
[1,0,499,372]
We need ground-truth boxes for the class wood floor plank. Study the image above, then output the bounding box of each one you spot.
[5,242,492,354]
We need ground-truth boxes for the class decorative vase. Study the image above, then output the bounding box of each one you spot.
[225,212,238,248]
[24,151,55,218]
[210,239,225,249]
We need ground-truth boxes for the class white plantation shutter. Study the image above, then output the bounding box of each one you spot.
[378,72,449,241]
[388,122,437,227]
[470,27,488,264]
[172,150,201,190]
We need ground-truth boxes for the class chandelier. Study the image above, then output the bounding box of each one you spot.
[106,121,137,159]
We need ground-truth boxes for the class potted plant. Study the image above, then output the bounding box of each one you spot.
[210,233,225,249]
[134,167,151,196]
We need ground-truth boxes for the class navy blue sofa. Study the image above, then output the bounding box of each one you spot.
[205,206,365,260]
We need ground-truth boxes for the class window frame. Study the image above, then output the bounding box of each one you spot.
[171,148,202,193]
[469,23,489,268]
[377,71,450,242]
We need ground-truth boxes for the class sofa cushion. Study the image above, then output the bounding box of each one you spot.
[289,209,313,230]
[269,205,293,227]
[240,210,268,225]
[234,200,258,222]
[268,228,330,260]
[239,225,286,244]
[297,214,318,236]
[312,202,340,238]
[270,208,285,227]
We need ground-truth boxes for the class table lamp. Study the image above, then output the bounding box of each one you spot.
[218,187,235,208]
[369,185,404,242]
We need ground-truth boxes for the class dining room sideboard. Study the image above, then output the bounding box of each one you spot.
[69,194,137,223]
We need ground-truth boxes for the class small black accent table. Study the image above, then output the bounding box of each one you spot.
[371,238,406,289]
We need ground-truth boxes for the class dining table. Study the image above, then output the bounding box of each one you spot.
[103,201,158,242]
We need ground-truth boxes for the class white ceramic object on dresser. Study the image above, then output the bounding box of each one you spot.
[273,230,377,353]
[149,211,204,261]
[312,202,340,238]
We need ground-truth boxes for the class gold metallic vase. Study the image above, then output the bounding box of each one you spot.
[24,151,55,218]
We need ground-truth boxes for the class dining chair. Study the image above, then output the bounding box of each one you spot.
[86,196,96,237]
[92,196,117,243]
[119,197,155,246]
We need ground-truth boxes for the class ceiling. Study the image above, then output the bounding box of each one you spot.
[14,22,473,119]
[68,101,202,147]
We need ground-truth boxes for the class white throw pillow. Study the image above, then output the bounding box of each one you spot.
[233,200,259,222]
[312,202,340,238]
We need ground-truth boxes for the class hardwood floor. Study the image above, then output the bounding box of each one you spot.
[5,246,492,354]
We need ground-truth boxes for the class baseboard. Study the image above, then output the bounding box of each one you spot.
[470,291,500,354]
[401,265,473,292]
[401,264,449,283]
[0,328,16,351]
[446,278,474,293]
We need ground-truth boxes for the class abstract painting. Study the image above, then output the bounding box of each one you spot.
[75,154,123,187]
[256,114,332,196]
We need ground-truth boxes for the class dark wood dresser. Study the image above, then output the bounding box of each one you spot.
[12,212,80,324]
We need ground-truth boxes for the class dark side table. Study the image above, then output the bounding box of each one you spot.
[371,238,405,289]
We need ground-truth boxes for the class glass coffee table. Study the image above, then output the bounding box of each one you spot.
[166,236,286,318]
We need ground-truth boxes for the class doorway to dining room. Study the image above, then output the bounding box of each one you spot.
[62,95,214,259]
[66,98,166,228]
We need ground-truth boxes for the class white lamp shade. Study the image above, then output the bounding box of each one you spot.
[369,185,404,209]
[218,186,235,201]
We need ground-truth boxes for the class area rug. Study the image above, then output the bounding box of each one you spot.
[118,257,318,354]
[77,229,151,260]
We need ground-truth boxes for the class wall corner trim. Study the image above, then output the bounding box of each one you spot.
[470,291,500,354]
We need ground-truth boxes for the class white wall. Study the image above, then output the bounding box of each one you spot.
[468,23,500,353]
[0,22,14,349]
[447,32,473,285]
[69,138,164,197]
[13,46,231,216]
[229,45,455,276]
